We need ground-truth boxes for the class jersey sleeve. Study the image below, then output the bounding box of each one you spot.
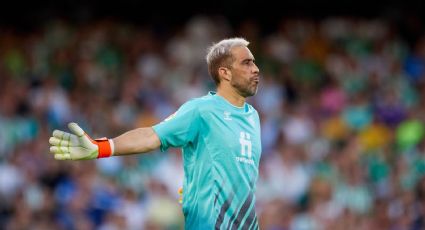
[152,100,201,152]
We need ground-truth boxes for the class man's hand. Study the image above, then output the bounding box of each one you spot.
[49,123,113,160]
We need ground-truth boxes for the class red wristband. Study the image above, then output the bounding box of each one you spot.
[95,138,112,158]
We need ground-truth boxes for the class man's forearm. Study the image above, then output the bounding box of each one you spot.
[112,127,161,156]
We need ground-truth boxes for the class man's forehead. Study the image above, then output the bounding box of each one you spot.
[230,46,254,59]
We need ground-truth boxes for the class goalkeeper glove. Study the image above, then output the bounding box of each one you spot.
[49,122,114,160]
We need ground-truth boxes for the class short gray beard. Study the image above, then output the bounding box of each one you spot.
[231,80,257,98]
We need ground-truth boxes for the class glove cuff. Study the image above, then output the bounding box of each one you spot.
[95,138,113,158]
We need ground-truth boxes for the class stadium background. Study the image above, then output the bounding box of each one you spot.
[1,1,425,229]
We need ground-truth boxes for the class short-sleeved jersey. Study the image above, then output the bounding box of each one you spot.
[153,91,261,230]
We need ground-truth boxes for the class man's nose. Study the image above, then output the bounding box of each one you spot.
[252,64,260,74]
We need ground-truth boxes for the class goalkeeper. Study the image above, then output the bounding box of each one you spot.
[49,37,262,230]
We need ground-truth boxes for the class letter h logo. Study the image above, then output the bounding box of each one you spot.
[239,132,252,158]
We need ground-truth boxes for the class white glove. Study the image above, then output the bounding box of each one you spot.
[49,123,113,160]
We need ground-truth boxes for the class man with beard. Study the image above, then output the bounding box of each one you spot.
[49,37,262,229]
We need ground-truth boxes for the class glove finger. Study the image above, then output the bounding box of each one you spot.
[49,136,80,147]
[49,137,69,147]
[50,146,59,154]
[53,130,74,140]
[50,146,70,154]
[55,153,71,160]
[68,123,95,147]
[68,122,85,137]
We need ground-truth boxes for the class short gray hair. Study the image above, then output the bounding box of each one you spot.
[206,37,250,85]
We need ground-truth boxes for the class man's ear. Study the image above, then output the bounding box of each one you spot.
[218,67,231,82]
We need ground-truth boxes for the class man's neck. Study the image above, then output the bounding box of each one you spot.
[216,86,246,107]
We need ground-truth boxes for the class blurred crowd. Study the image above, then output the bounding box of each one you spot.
[1,15,425,229]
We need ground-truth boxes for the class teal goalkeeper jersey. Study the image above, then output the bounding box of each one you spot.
[153,91,261,230]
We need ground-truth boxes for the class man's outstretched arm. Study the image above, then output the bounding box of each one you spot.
[49,122,161,160]
[112,127,160,155]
